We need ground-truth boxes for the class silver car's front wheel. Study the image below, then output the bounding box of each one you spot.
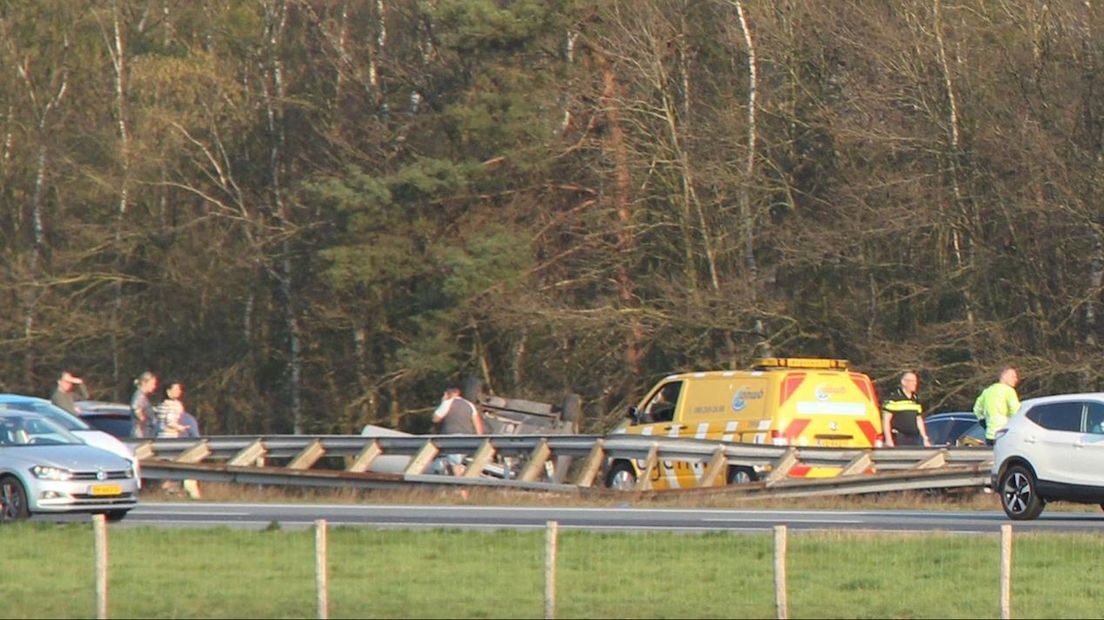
[1000,465,1045,520]
[0,476,29,522]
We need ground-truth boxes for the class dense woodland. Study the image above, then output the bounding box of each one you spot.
[3,0,1104,434]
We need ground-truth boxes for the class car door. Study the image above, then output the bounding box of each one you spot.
[1027,401,1086,485]
[1071,401,1104,489]
[630,381,688,489]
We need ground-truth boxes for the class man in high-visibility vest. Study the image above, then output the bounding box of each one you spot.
[973,367,1021,445]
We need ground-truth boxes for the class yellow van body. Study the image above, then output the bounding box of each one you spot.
[607,358,883,490]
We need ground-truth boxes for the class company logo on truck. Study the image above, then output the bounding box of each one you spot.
[814,384,846,401]
[731,387,765,412]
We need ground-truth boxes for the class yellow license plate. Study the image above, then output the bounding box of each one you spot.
[90,484,122,496]
[817,439,849,447]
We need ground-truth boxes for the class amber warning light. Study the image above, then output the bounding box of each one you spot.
[753,357,849,370]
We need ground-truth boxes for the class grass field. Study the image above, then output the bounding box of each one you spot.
[5,521,1104,618]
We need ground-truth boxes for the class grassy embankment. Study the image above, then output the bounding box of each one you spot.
[7,521,1104,618]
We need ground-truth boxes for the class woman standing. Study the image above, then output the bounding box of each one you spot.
[129,371,158,438]
[154,381,192,495]
[154,382,189,438]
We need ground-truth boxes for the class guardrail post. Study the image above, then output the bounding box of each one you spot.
[698,446,728,487]
[520,439,553,482]
[132,441,155,461]
[1000,524,1012,620]
[839,451,872,476]
[635,444,659,492]
[573,439,605,487]
[545,520,558,620]
[316,519,329,620]
[347,440,383,473]
[911,449,947,470]
[404,441,440,475]
[765,448,798,486]
[463,439,497,478]
[774,525,788,620]
[174,440,212,464]
[228,439,268,467]
[92,513,108,619]
[289,439,327,470]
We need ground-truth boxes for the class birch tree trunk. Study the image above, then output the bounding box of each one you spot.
[16,37,68,384]
[560,30,578,133]
[933,0,976,325]
[373,0,386,112]
[1080,0,1102,349]
[734,0,759,283]
[732,0,766,358]
[262,0,304,434]
[335,0,349,102]
[107,0,131,396]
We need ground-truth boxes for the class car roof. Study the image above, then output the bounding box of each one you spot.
[80,410,132,418]
[0,393,50,404]
[75,400,132,414]
[1020,393,1104,408]
[925,411,975,420]
[0,408,47,418]
[658,368,858,382]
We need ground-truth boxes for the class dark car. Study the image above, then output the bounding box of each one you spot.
[924,411,985,447]
[74,400,135,439]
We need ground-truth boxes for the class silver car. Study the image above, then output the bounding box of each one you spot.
[0,394,141,485]
[0,410,138,522]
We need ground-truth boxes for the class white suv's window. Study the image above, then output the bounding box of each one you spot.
[1086,403,1104,435]
[1025,401,1084,433]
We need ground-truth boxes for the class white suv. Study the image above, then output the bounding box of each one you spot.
[991,393,1104,520]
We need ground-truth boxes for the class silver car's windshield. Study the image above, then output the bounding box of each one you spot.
[0,414,84,446]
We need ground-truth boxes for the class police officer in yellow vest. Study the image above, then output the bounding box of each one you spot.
[882,371,930,447]
[973,367,1021,446]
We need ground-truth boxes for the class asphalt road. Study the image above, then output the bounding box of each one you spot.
[63,502,1104,533]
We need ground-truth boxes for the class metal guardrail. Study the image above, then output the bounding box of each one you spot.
[126,434,994,497]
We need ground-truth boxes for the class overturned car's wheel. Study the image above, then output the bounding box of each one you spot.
[460,376,484,403]
[999,464,1045,520]
[0,475,29,522]
[561,393,582,423]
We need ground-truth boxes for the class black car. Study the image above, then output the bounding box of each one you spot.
[74,400,135,439]
[924,411,985,447]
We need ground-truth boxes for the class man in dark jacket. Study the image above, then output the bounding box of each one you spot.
[882,371,930,447]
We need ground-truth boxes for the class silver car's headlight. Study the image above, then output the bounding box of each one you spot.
[124,466,135,479]
[30,465,74,481]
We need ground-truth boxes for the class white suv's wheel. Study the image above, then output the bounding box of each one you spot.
[999,464,1045,520]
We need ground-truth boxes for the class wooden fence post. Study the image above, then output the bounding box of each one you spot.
[545,520,559,620]
[1000,524,1012,620]
[316,519,329,620]
[93,513,108,620]
[774,525,788,620]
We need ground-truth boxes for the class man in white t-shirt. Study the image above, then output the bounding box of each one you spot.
[432,386,485,476]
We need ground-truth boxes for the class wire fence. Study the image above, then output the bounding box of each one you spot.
[5,517,1104,619]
